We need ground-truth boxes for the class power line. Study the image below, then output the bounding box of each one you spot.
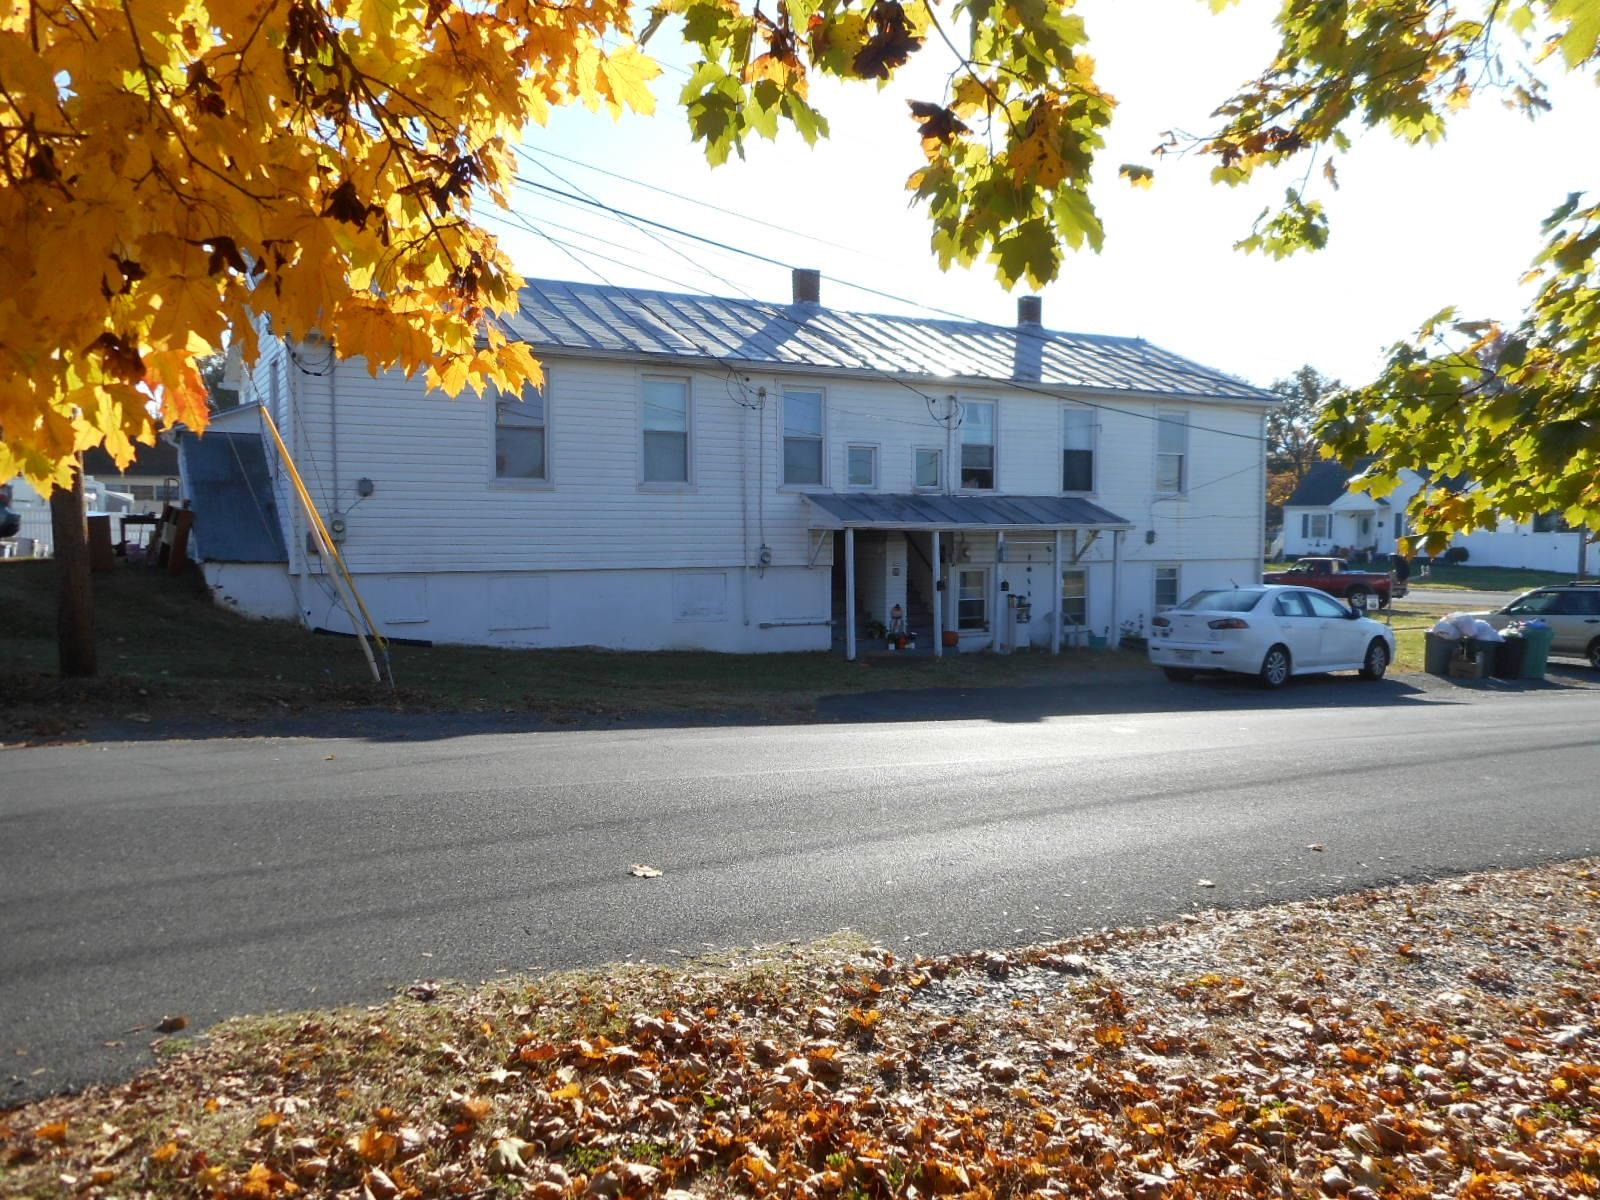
[514,145,893,265]
[500,176,1270,443]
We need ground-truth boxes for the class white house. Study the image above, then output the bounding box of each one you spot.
[182,272,1275,655]
[1282,459,1587,571]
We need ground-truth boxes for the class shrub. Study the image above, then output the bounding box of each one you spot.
[1441,546,1470,564]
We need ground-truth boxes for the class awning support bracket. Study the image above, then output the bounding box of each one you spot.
[1072,529,1100,563]
[808,529,830,567]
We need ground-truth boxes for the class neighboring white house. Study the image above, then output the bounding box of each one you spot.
[1282,459,1587,571]
[181,273,1275,655]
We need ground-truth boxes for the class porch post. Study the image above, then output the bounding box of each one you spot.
[993,530,1005,652]
[844,526,857,661]
[1110,528,1122,650]
[1051,528,1063,654]
[931,529,942,659]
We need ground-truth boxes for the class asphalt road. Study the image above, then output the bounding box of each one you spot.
[5,680,1599,1100]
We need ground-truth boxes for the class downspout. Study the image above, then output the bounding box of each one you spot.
[329,342,340,515]
[944,394,956,494]
[1110,528,1122,650]
[739,388,751,627]
[1257,410,1267,581]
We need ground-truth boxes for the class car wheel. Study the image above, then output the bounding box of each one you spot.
[1346,585,1372,609]
[1162,667,1195,682]
[1588,637,1600,672]
[1360,638,1390,680]
[1258,645,1291,690]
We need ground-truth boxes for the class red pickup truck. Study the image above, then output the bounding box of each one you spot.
[1262,557,1407,608]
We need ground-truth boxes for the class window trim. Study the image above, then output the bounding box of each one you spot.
[639,372,694,490]
[1301,512,1331,540]
[845,442,879,490]
[779,385,827,490]
[957,566,990,631]
[1061,567,1089,631]
[1154,564,1181,612]
[1155,409,1188,497]
[1060,404,1097,495]
[488,374,553,489]
[958,397,998,492]
[913,446,943,493]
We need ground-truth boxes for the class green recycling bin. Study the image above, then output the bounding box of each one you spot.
[1423,632,1456,676]
[1516,625,1555,679]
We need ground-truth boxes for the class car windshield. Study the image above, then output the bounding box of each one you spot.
[1175,589,1263,613]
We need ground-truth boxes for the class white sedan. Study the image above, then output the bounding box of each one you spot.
[1148,584,1397,689]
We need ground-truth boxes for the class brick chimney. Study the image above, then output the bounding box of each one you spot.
[1017,295,1042,327]
[792,267,821,305]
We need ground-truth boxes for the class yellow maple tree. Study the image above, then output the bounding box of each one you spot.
[0,0,659,490]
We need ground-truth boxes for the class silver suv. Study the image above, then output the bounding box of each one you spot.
[1470,582,1600,669]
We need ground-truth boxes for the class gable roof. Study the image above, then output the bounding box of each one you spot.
[498,279,1273,403]
[1286,459,1374,507]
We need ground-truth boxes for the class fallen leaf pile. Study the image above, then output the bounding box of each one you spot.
[5,861,1599,1199]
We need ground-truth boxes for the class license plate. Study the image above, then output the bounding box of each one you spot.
[1174,650,1195,663]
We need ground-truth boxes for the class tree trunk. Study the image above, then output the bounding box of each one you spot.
[50,462,96,677]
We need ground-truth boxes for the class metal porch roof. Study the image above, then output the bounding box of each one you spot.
[805,492,1132,531]
[500,280,1274,403]
[177,431,288,563]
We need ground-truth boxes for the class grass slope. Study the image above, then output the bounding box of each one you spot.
[0,561,1142,734]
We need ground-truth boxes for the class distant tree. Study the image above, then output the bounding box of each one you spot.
[1265,468,1300,532]
[1269,367,1341,483]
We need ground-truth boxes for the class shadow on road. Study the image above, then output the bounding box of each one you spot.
[814,671,1443,725]
[17,663,1595,748]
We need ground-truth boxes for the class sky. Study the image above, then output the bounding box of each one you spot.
[485,0,1600,392]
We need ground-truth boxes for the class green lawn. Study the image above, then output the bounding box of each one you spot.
[1262,562,1573,593]
[0,560,1145,734]
[1404,564,1575,592]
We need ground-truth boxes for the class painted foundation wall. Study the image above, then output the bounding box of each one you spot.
[305,565,832,652]
[202,562,301,622]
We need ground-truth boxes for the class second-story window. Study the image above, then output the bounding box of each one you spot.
[1061,407,1094,492]
[1156,410,1188,494]
[960,399,995,490]
[783,388,824,486]
[642,376,690,483]
[846,444,877,488]
[495,384,547,480]
[914,447,942,491]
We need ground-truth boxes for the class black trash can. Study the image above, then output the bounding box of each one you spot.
[1491,635,1527,679]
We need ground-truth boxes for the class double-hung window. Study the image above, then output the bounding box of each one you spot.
[642,376,690,484]
[1302,513,1330,540]
[914,447,942,492]
[783,389,824,486]
[1061,407,1094,493]
[1154,565,1180,611]
[495,384,547,480]
[960,400,996,490]
[846,444,877,489]
[1156,411,1187,494]
[957,568,988,630]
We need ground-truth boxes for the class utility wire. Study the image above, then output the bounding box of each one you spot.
[502,176,1268,444]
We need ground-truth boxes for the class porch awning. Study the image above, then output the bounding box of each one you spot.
[804,492,1132,532]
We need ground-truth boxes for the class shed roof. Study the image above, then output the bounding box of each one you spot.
[177,432,288,563]
[500,280,1273,403]
[804,492,1131,531]
[83,441,180,478]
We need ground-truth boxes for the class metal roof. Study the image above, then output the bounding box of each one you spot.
[178,432,288,563]
[805,492,1132,531]
[500,279,1273,403]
